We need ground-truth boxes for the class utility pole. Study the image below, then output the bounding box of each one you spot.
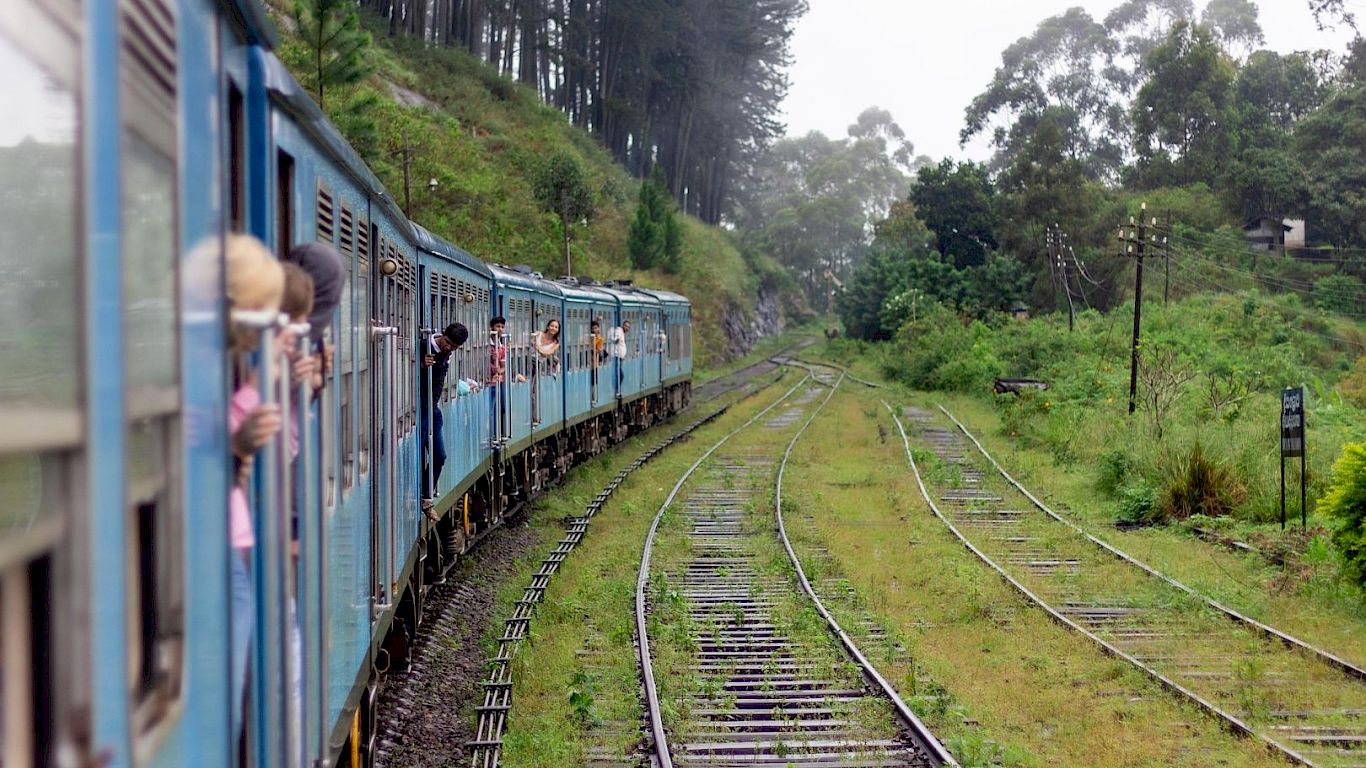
[1163,210,1171,305]
[1118,203,1170,415]
[1047,224,1076,332]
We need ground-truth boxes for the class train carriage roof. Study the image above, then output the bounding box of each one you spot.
[556,281,618,304]
[222,0,278,47]
[260,53,413,241]
[635,288,689,308]
[411,223,493,279]
[597,285,661,308]
[489,265,566,299]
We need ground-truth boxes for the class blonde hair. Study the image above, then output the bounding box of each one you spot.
[225,234,284,312]
[225,234,284,355]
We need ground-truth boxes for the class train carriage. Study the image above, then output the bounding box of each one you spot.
[0,2,692,767]
[412,224,495,526]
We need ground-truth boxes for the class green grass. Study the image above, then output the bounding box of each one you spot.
[935,391,1366,670]
[494,372,801,766]
[780,384,1288,767]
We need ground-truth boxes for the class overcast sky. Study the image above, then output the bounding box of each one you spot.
[779,0,1360,163]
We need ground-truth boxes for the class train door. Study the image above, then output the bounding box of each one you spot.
[368,229,397,621]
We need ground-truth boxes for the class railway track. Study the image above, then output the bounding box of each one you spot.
[889,403,1366,768]
[637,367,955,768]
[375,345,806,768]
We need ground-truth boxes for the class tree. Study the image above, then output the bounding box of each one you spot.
[1296,84,1366,248]
[734,109,912,309]
[961,8,1123,179]
[1322,442,1366,590]
[293,0,374,110]
[627,168,682,272]
[1131,21,1236,188]
[1201,0,1264,59]
[533,153,596,276]
[1106,0,1196,82]
[910,159,999,269]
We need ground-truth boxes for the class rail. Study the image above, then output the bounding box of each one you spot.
[885,402,1314,766]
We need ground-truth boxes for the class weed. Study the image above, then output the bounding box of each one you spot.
[1157,441,1247,523]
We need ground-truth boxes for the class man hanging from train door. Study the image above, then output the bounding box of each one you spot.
[421,322,472,516]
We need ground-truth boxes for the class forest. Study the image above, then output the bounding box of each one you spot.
[824,0,1366,338]
[352,0,808,225]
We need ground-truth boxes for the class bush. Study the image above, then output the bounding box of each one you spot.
[1312,274,1365,315]
[1322,443,1366,590]
[1116,482,1160,526]
[1097,448,1134,496]
[1158,441,1247,522]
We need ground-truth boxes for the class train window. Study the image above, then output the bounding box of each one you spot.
[228,83,244,232]
[276,151,294,256]
[118,0,184,744]
[0,6,77,751]
[357,236,370,476]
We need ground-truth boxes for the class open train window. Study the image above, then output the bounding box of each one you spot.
[228,83,244,232]
[276,150,294,257]
[118,0,184,748]
[1,13,87,762]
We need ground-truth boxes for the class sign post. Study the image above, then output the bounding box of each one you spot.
[1280,387,1306,530]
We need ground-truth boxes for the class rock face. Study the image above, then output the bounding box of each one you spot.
[719,284,784,360]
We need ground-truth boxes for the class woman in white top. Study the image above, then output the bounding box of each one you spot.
[532,318,561,375]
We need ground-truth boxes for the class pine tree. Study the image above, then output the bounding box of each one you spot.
[628,168,681,272]
[294,0,374,110]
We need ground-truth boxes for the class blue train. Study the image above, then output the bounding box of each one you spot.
[0,2,691,766]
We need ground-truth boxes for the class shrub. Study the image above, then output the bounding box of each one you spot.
[1097,448,1134,496]
[1117,481,1160,525]
[1322,443,1366,590]
[1158,441,1247,522]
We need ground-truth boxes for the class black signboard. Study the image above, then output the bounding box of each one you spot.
[1281,387,1304,457]
[1280,386,1306,529]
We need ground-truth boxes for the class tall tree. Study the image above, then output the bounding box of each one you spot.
[910,159,999,269]
[532,152,596,276]
[294,0,374,109]
[1131,21,1235,188]
[734,108,913,308]
[1200,0,1264,59]
[1296,84,1366,248]
[628,168,682,272]
[961,8,1123,179]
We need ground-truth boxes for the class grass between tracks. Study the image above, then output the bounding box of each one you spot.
[780,385,1285,767]
[494,370,801,767]
[801,338,1366,681]
[644,378,909,750]
[933,391,1366,672]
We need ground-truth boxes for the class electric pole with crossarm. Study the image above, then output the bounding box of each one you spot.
[1117,203,1170,415]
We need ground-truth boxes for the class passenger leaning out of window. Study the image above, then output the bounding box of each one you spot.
[609,319,630,388]
[532,318,561,376]
[421,322,474,514]
[223,234,285,736]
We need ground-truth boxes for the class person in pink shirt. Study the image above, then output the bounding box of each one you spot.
[224,235,284,738]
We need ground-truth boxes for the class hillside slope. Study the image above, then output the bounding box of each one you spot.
[270,7,800,365]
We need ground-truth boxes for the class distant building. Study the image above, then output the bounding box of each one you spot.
[1284,219,1306,249]
[1243,217,1294,252]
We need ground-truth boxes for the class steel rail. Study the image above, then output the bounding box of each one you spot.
[885,402,1314,767]
[936,403,1366,684]
[463,357,792,767]
[775,367,957,766]
[636,372,813,768]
